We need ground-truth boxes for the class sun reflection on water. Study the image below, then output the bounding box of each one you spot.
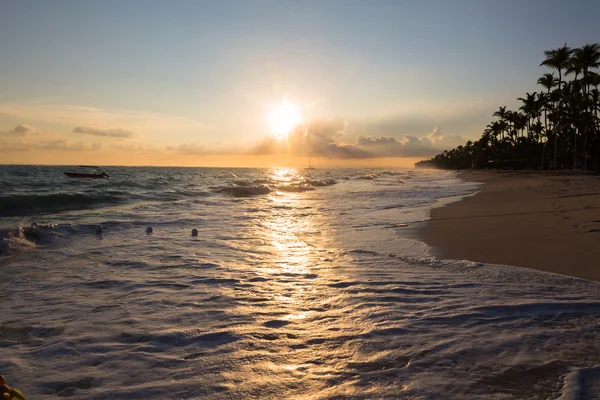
[263,168,316,275]
[270,167,296,181]
[219,167,368,397]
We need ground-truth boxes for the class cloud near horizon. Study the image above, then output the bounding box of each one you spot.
[1,119,467,161]
[166,141,245,155]
[0,124,101,152]
[248,120,467,159]
[73,126,138,138]
[0,123,38,136]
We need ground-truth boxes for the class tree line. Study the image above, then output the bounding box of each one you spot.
[416,43,600,171]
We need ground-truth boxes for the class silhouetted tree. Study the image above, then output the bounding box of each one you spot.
[416,43,600,172]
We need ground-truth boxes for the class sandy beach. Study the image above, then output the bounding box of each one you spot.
[419,170,600,282]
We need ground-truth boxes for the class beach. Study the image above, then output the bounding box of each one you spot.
[420,170,600,282]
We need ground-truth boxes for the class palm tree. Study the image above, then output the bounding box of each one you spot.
[537,73,556,93]
[541,45,573,169]
[416,43,600,172]
[572,43,600,95]
[589,72,600,93]
[493,106,510,141]
[567,58,583,82]
[493,105,508,120]
[537,74,556,141]
[518,92,538,138]
[540,45,573,91]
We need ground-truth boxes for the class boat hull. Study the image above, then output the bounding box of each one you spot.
[64,172,108,179]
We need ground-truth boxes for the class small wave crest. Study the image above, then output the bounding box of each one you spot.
[354,171,406,181]
[275,183,316,193]
[216,185,272,197]
[306,178,337,187]
[356,173,378,180]
[379,171,404,176]
[216,177,336,196]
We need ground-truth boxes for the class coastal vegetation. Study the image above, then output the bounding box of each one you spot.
[416,43,600,171]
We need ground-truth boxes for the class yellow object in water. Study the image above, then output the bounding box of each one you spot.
[10,389,27,400]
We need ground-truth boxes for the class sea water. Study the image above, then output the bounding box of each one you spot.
[1,165,599,399]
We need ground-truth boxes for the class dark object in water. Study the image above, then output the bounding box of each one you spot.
[64,166,109,179]
[64,171,109,178]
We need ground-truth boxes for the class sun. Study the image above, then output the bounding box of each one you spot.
[268,99,301,138]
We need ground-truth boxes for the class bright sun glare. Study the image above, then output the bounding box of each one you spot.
[268,99,301,138]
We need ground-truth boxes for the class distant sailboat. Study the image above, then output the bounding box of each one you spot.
[304,125,315,170]
[305,152,315,170]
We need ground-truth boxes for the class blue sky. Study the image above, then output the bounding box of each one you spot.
[1,0,599,165]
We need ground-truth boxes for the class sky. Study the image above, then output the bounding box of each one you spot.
[1,0,599,166]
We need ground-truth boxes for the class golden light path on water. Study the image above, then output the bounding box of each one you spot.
[217,167,373,398]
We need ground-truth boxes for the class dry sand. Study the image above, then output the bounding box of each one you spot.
[419,170,600,282]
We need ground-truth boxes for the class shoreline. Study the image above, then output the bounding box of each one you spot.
[417,170,600,282]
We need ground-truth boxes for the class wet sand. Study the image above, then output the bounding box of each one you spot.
[419,170,600,282]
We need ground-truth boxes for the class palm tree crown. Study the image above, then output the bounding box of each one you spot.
[540,45,573,86]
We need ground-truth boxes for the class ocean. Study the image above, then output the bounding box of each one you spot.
[1,165,600,399]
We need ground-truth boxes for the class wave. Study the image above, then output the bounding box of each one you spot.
[275,183,316,193]
[306,178,337,187]
[354,171,407,181]
[216,179,335,196]
[356,174,378,180]
[216,185,272,197]
[379,171,404,176]
[0,192,125,217]
[107,178,172,190]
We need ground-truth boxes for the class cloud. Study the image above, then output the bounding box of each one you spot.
[110,142,156,153]
[0,123,38,136]
[426,126,440,142]
[38,139,102,151]
[0,141,31,151]
[1,139,101,152]
[166,141,243,155]
[249,118,354,157]
[249,123,467,159]
[0,102,207,140]
[73,126,137,138]
[352,127,468,158]
[1,118,467,161]
[353,135,434,157]
[356,136,397,146]
[0,123,102,152]
[1,138,101,152]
